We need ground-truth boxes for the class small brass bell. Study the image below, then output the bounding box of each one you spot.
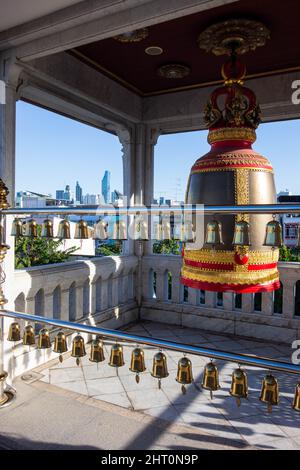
[71,334,86,366]
[23,324,35,346]
[176,357,193,394]
[264,220,283,247]
[202,361,220,399]
[111,220,127,240]
[8,322,21,342]
[38,328,51,349]
[109,343,125,370]
[41,218,54,238]
[23,218,38,238]
[74,219,89,239]
[151,351,169,389]
[292,383,300,412]
[93,219,108,240]
[181,220,194,242]
[205,220,223,245]
[129,347,146,383]
[11,218,23,237]
[161,220,171,240]
[154,222,162,241]
[57,219,71,239]
[230,367,248,406]
[53,331,68,362]
[232,220,251,246]
[89,338,105,364]
[134,217,148,241]
[259,373,279,412]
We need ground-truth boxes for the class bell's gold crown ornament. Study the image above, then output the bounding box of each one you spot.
[181,21,279,294]
[176,356,193,394]
[202,361,220,399]
[151,351,169,389]
[129,347,146,383]
[53,331,68,362]
[230,367,248,406]
[259,373,279,413]
[71,334,86,366]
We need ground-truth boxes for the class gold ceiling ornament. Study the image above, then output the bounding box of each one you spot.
[114,28,149,43]
[157,64,190,79]
[197,19,270,56]
[0,179,9,210]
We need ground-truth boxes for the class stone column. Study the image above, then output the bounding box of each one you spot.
[205,291,216,308]
[282,280,295,318]
[101,280,108,310]
[188,288,198,306]
[262,291,274,316]
[60,289,70,321]
[111,277,119,306]
[44,293,53,319]
[223,292,234,311]
[155,270,165,301]
[75,285,84,320]
[241,294,253,313]
[90,281,97,315]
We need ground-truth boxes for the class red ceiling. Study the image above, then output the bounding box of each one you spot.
[70,0,300,96]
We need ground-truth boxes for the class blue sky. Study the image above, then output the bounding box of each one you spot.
[16,101,300,200]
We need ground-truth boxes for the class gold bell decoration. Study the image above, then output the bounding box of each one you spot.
[154,221,162,241]
[38,328,51,349]
[292,383,300,412]
[89,337,105,364]
[259,373,279,412]
[23,219,38,238]
[7,322,21,342]
[176,356,193,394]
[111,220,127,240]
[151,351,169,389]
[11,218,23,237]
[129,347,146,383]
[230,367,248,406]
[57,219,71,239]
[71,334,86,366]
[53,331,68,362]
[0,178,9,210]
[74,219,89,239]
[232,220,251,247]
[264,219,283,247]
[109,343,125,372]
[41,218,54,238]
[205,220,223,246]
[202,361,220,399]
[23,324,35,346]
[161,219,171,240]
[181,220,194,242]
[93,219,108,240]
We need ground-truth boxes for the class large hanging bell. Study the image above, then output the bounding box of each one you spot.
[93,219,108,240]
[109,343,125,369]
[57,219,71,239]
[23,324,35,346]
[89,338,105,364]
[264,220,283,247]
[202,361,220,399]
[259,373,279,412]
[74,219,89,239]
[38,328,51,349]
[232,220,251,246]
[41,218,54,238]
[11,218,23,237]
[23,218,38,238]
[205,220,223,246]
[129,347,146,383]
[230,367,248,406]
[71,334,86,365]
[176,357,193,394]
[292,383,300,412]
[7,322,21,342]
[53,331,68,362]
[151,351,169,389]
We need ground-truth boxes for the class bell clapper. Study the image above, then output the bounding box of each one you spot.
[158,378,161,390]
[181,384,186,395]
[236,397,241,407]
[76,357,80,366]
[267,403,272,413]
[135,373,140,384]
[59,354,63,363]
[210,390,213,400]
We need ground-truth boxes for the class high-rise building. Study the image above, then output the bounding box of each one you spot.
[56,190,64,200]
[101,171,111,203]
[83,193,97,205]
[75,181,83,204]
[64,185,71,201]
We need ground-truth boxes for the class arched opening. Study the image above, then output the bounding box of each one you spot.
[69,282,76,321]
[199,290,205,305]
[149,270,157,299]
[235,293,242,310]
[274,282,283,314]
[53,286,61,319]
[254,292,262,312]
[183,285,189,303]
[294,281,300,316]
[216,292,223,308]
[34,288,45,332]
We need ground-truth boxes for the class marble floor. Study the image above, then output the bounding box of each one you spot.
[33,321,300,450]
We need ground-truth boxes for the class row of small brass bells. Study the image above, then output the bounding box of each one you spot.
[71,334,86,366]
[259,373,279,412]
[53,331,68,362]
[264,220,283,247]
[176,357,193,394]
[230,367,248,406]
[109,343,125,372]
[151,352,169,389]
[202,362,220,399]
[129,347,146,383]
[90,338,105,364]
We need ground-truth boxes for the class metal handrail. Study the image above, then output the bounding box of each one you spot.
[3,203,300,216]
[1,309,299,375]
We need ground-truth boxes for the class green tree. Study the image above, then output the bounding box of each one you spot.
[279,245,300,262]
[15,228,78,269]
[96,242,122,256]
[153,239,181,255]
